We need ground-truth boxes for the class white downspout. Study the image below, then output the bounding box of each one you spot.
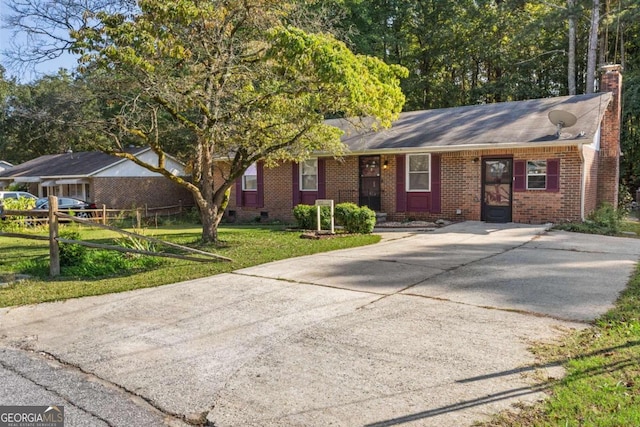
[578,142,586,221]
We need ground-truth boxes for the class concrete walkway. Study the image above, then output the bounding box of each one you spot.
[1,222,639,426]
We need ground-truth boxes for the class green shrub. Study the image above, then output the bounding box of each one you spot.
[0,197,37,231]
[588,203,624,233]
[618,183,634,216]
[335,202,359,226]
[343,205,376,234]
[293,204,313,229]
[58,230,87,267]
[15,249,164,279]
[293,202,376,233]
[1,197,36,211]
[115,228,156,253]
[62,250,163,278]
[293,204,331,229]
[555,203,625,235]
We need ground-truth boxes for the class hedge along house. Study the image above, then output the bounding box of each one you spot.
[227,65,622,224]
[0,147,193,211]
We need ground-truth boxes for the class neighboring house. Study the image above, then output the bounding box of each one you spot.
[0,147,194,210]
[227,65,622,224]
[0,161,12,174]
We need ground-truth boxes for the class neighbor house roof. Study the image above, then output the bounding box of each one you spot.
[327,92,612,153]
[0,148,148,180]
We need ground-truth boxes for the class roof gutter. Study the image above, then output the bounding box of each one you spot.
[326,139,587,157]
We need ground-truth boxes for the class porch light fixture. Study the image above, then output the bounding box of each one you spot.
[383,160,389,169]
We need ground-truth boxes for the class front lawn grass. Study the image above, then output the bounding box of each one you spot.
[0,224,380,307]
[620,218,640,236]
[478,254,640,426]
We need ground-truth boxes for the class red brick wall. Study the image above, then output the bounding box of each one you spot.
[597,65,622,208]
[93,177,194,210]
[228,146,585,225]
[384,146,583,224]
[511,148,582,223]
[326,156,359,205]
[226,162,295,222]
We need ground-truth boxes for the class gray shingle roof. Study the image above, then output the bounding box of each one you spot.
[0,148,147,179]
[328,92,612,152]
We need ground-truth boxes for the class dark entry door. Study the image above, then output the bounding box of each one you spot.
[481,158,512,223]
[359,155,381,211]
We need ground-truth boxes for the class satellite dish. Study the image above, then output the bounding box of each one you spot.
[548,110,577,138]
[548,110,577,128]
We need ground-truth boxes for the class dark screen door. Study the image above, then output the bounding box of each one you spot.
[481,158,512,223]
[359,155,381,211]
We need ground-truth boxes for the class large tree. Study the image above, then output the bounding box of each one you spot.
[70,0,407,242]
[0,70,103,163]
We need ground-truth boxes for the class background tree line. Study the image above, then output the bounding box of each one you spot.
[1,0,640,190]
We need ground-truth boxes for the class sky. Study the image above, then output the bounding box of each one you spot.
[0,3,79,82]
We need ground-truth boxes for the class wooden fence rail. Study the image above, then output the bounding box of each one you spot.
[10,201,196,228]
[1,196,230,277]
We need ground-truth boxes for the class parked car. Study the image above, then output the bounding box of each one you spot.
[34,197,98,219]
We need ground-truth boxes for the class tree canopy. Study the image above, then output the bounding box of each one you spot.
[66,0,407,241]
[2,0,640,213]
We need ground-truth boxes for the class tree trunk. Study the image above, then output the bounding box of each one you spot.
[201,205,219,243]
[199,186,232,243]
[568,0,577,95]
[586,0,600,94]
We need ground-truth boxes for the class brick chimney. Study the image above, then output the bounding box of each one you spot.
[596,64,622,208]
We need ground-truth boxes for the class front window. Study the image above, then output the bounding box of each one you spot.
[65,184,85,199]
[242,163,257,191]
[407,154,430,191]
[527,160,546,189]
[300,159,318,191]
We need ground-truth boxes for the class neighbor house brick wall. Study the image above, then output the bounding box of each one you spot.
[93,177,194,211]
[597,64,622,208]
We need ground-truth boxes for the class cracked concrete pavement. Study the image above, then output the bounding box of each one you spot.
[1,221,640,426]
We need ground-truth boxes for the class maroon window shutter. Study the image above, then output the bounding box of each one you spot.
[235,178,243,206]
[256,161,264,207]
[430,154,441,213]
[396,155,406,212]
[292,162,301,206]
[513,160,526,192]
[546,158,560,192]
[318,158,326,199]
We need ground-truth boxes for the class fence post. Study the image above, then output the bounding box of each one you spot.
[49,196,60,277]
[102,204,107,225]
[136,209,142,229]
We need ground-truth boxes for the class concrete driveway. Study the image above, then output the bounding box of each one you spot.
[1,221,640,426]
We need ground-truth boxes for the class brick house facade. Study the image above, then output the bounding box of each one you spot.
[92,177,193,211]
[227,65,622,225]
